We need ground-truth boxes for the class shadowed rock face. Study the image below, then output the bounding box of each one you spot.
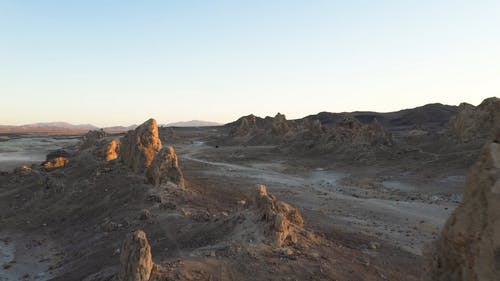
[81,129,108,149]
[118,230,153,281]
[146,146,184,188]
[452,97,500,143]
[272,113,291,136]
[424,141,500,281]
[331,117,393,146]
[254,185,304,247]
[229,114,259,137]
[121,119,162,173]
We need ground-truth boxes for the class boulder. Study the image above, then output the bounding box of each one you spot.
[423,141,500,281]
[145,146,184,188]
[121,119,162,173]
[118,230,153,281]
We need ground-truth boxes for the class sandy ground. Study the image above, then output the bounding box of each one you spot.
[0,136,79,172]
[0,128,474,280]
[0,232,62,281]
[178,141,460,255]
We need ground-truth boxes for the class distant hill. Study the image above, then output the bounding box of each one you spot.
[163,120,222,127]
[102,125,137,133]
[0,122,136,134]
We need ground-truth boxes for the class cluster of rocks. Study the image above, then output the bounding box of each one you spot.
[120,118,184,188]
[77,118,184,188]
[451,97,500,143]
[224,113,393,154]
[424,137,500,281]
[229,114,259,137]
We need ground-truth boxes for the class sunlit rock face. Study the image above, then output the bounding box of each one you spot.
[42,157,69,171]
[452,97,500,143]
[423,141,500,281]
[105,139,121,161]
[146,146,184,188]
[118,230,153,281]
[121,119,162,173]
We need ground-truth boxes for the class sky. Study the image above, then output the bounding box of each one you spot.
[0,0,499,126]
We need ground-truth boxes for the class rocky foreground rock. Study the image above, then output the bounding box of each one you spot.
[117,230,155,281]
[423,138,500,281]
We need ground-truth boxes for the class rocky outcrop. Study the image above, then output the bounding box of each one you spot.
[121,119,162,173]
[118,230,154,281]
[46,149,70,161]
[105,139,121,162]
[145,146,184,188]
[303,119,325,139]
[42,157,69,171]
[253,185,304,247]
[271,113,291,136]
[452,97,500,143]
[423,139,500,281]
[229,114,258,137]
[81,129,108,149]
[331,117,393,147]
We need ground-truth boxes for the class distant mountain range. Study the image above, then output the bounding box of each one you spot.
[163,120,222,127]
[0,122,137,134]
[0,119,222,134]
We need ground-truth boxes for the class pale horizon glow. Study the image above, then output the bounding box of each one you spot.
[1,1,499,127]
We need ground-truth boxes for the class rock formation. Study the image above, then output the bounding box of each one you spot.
[229,114,258,137]
[46,149,70,161]
[118,119,185,188]
[121,119,162,173]
[303,119,325,139]
[146,146,184,188]
[452,97,500,143]
[253,185,304,247]
[423,139,500,281]
[331,117,393,147]
[42,157,69,171]
[117,230,154,281]
[271,113,291,136]
[105,139,121,162]
[81,129,108,149]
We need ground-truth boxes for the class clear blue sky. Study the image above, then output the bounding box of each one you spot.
[1,0,498,126]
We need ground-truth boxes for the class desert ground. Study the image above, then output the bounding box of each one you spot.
[0,98,497,281]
